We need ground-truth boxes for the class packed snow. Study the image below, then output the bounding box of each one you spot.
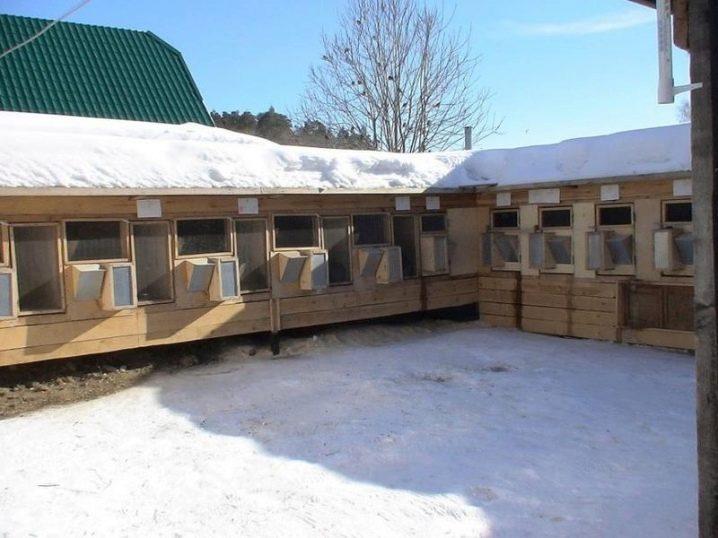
[0,111,691,192]
[0,322,696,536]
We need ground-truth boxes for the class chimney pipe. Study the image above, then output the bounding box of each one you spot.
[464,126,472,150]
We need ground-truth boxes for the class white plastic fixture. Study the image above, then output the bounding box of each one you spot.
[656,0,701,104]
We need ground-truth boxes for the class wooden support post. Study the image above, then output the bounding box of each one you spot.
[270,332,280,356]
[690,0,718,535]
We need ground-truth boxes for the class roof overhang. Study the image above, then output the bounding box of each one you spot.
[0,186,495,197]
[628,0,689,50]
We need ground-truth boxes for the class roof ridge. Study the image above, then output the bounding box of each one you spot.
[0,12,153,36]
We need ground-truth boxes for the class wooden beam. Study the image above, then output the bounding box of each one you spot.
[627,0,688,50]
[690,0,718,535]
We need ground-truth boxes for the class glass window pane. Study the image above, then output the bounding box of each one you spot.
[14,225,63,313]
[547,236,572,264]
[274,216,316,248]
[599,206,632,226]
[393,216,417,278]
[112,266,134,307]
[495,234,519,263]
[322,217,351,284]
[220,260,239,297]
[606,234,634,265]
[177,219,229,256]
[421,215,446,233]
[492,210,519,229]
[133,223,173,303]
[665,202,692,223]
[353,214,388,245]
[236,219,268,291]
[0,272,12,317]
[541,209,571,228]
[66,221,124,261]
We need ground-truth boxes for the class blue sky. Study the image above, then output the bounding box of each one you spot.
[2,0,690,150]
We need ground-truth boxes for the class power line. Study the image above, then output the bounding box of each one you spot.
[0,0,94,62]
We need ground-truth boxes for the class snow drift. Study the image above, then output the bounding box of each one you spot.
[0,111,692,191]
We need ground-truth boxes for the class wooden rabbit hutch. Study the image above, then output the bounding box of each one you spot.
[0,112,694,366]
[0,189,483,366]
[476,174,696,350]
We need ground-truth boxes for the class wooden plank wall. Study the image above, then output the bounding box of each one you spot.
[477,274,520,328]
[476,178,697,350]
[0,193,480,366]
[519,275,618,342]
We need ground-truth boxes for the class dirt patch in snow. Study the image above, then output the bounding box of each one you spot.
[0,313,477,419]
[0,337,264,419]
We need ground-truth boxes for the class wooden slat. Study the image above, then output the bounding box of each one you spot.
[479,289,519,304]
[0,335,141,367]
[521,318,617,341]
[279,284,421,316]
[478,276,518,291]
[621,328,696,350]
[521,305,615,327]
[479,302,519,317]
[425,292,478,311]
[140,318,270,346]
[140,301,269,331]
[425,277,479,296]
[522,292,615,313]
[519,279,616,298]
[481,314,518,328]
[281,299,422,330]
[0,315,139,351]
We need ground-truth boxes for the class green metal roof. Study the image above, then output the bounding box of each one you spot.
[0,14,213,125]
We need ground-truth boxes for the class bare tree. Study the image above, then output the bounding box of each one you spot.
[677,99,691,123]
[301,0,499,152]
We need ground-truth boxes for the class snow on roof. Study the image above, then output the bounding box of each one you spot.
[0,111,691,193]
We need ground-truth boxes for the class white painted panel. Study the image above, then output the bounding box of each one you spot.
[136,199,162,218]
[673,179,692,197]
[425,196,441,210]
[238,197,259,215]
[496,192,511,207]
[600,184,620,201]
[528,188,560,205]
[395,196,411,211]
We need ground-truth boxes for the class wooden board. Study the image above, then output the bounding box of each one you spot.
[447,207,480,276]
[480,313,518,328]
[621,328,696,350]
[521,318,617,341]
[521,305,615,326]
[281,299,422,330]
[521,292,615,312]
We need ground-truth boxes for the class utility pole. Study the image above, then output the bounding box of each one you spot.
[690,0,718,535]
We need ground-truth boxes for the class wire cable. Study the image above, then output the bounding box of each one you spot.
[0,0,94,62]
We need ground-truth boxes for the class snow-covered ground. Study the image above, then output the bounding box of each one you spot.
[0,111,691,191]
[0,323,697,537]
